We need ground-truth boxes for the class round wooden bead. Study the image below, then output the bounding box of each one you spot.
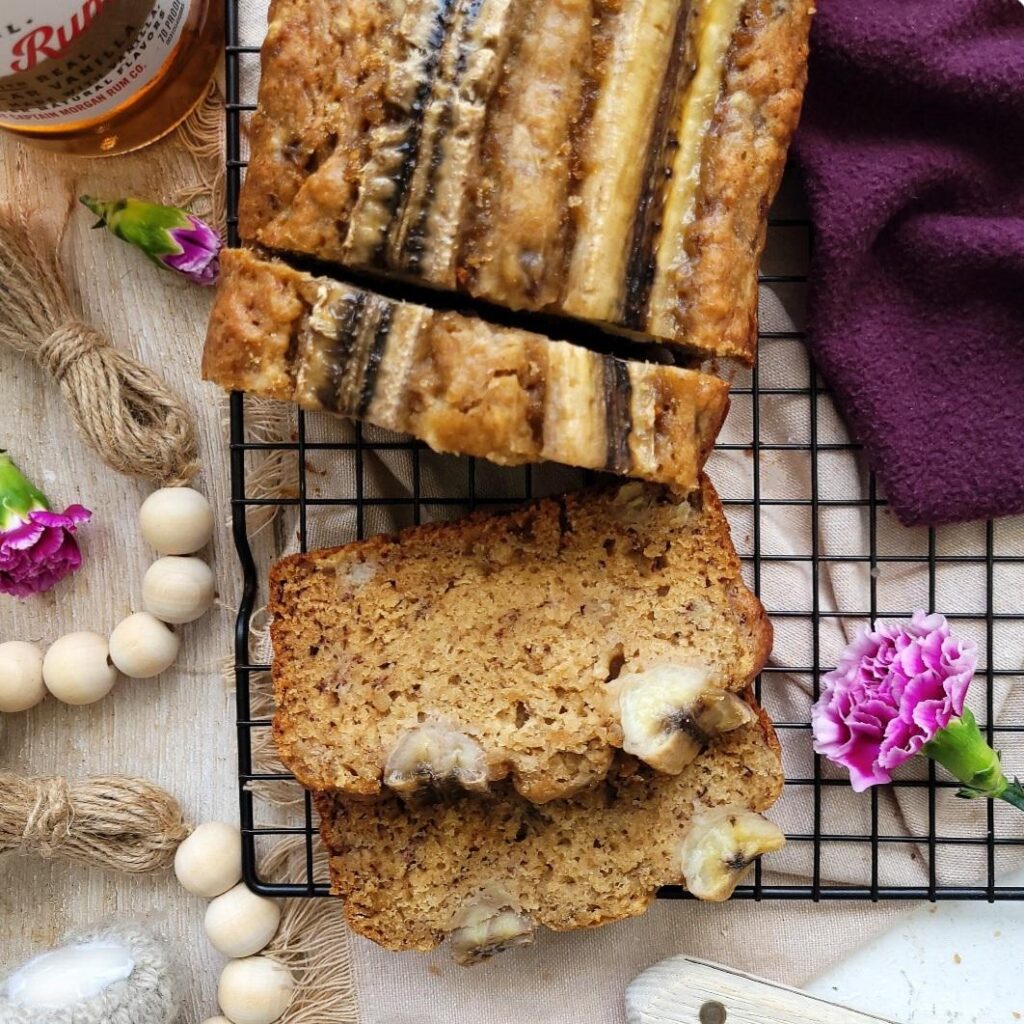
[0,641,46,713]
[42,632,119,706]
[174,821,242,897]
[139,487,214,555]
[205,883,282,958]
[143,556,216,624]
[217,957,294,1024]
[108,612,179,679]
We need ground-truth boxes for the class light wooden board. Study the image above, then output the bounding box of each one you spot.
[627,957,893,1024]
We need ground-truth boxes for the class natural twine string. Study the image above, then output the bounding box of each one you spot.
[0,205,199,486]
[172,80,228,233]
[0,773,191,874]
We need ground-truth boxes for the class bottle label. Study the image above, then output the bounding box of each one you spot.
[0,1,189,126]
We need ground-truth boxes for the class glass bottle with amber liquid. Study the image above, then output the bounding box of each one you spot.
[0,1,222,157]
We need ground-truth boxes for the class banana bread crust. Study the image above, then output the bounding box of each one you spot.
[667,0,815,362]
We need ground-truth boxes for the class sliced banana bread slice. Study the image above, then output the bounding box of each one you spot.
[270,475,772,804]
[203,248,729,490]
[314,706,784,958]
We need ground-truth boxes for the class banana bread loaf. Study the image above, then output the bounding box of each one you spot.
[239,0,813,363]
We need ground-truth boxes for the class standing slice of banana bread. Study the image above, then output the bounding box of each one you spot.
[270,475,772,804]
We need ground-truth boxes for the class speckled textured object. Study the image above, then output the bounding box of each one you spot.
[794,0,1024,527]
[0,924,180,1024]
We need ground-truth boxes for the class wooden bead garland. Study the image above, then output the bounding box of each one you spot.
[205,884,282,959]
[174,825,298,1024]
[42,632,118,705]
[217,959,295,1024]
[174,822,243,898]
[0,642,46,713]
[0,486,215,712]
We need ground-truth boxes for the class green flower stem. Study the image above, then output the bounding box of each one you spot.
[80,196,188,265]
[923,708,1024,811]
[0,451,49,530]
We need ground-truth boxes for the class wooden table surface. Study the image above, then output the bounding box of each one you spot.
[4,109,1021,1024]
[1,127,236,1020]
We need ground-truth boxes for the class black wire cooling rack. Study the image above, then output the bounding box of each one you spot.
[224,0,1024,901]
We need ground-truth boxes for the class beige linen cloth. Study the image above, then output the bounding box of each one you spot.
[232,4,1024,1020]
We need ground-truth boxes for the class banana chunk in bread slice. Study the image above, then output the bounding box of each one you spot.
[270,475,772,804]
[315,709,784,958]
[240,0,813,364]
[203,249,729,491]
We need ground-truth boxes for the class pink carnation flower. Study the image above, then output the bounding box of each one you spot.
[0,453,92,598]
[1,505,92,597]
[80,196,222,287]
[811,612,977,791]
[163,216,221,286]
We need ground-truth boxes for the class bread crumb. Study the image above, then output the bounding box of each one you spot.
[953,953,962,965]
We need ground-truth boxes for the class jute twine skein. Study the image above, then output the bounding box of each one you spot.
[0,206,198,486]
[0,773,191,874]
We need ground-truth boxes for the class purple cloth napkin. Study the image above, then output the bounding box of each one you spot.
[793,0,1024,527]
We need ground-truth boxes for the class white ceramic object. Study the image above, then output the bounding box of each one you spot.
[0,925,179,1023]
[42,632,118,705]
[139,487,214,556]
[109,613,179,679]
[217,956,294,1024]
[143,556,216,624]
[3,939,134,1009]
[201,1018,233,1024]
[0,641,46,713]
[174,821,243,898]
[205,883,282,959]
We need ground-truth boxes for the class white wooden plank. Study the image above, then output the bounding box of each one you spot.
[626,956,893,1024]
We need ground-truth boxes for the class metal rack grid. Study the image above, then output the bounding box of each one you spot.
[224,0,1024,901]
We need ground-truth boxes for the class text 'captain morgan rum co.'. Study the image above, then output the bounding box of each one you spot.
[0,0,221,156]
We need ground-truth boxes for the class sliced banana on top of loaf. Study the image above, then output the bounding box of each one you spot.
[238,0,813,365]
[269,475,772,804]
